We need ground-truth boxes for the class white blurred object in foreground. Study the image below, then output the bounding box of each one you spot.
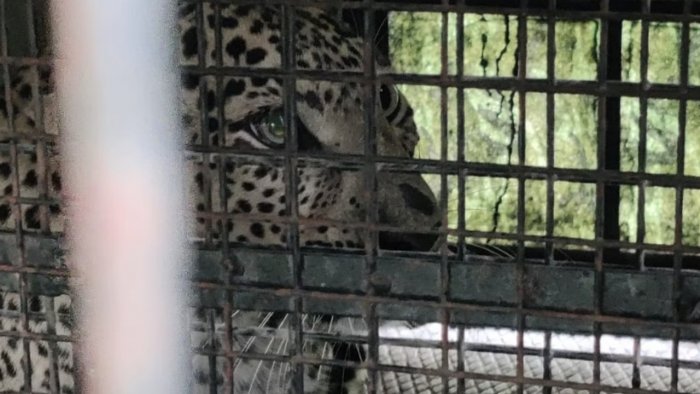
[53,1,190,392]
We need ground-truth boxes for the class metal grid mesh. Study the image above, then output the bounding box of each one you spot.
[0,1,70,392]
[0,0,700,393]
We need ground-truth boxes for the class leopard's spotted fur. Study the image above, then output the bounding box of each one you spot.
[0,4,441,393]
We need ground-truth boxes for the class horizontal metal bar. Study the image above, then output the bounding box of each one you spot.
[196,248,700,339]
[176,0,700,22]
[3,213,700,279]
[190,149,684,188]
[0,327,74,342]
[196,326,700,371]
[179,65,700,100]
[5,231,700,338]
[208,348,694,394]
[3,229,700,285]
[181,147,700,188]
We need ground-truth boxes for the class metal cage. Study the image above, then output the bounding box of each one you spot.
[2,0,700,393]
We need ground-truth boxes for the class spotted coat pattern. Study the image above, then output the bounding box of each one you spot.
[0,4,441,394]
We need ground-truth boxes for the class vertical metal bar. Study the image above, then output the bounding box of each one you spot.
[24,0,50,235]
[455,323,466,393]
[671,2,691,392]
[545,0,556,265]
[214,2,228,263]
[223,301,234,394]
[375,10,389,59]
[53,0,190,391]
[32,0,51,57]
[637,0,650,270]
[592,1,614,392]
[632,337,642,388]
[280,5,303,393]
[602,2,621,265]
[0,1,33,391]
[541,2,558,390]
[195,0,213,247]
[192,3,217,389]
[456,0,466,264]
[516,1,528,393]
[212,4,235,393]
[542,332,552,393]
[671,171,683,393]
[438,6,450,394]
[454,2,466,392]
[207,308,218,394]
[25,0,61,391]
[361,2,379,392]
[440,6,450,394]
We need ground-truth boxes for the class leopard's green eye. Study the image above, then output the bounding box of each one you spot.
[251,109,285,147]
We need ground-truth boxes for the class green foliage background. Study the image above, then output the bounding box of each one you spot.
[388,13,700,249]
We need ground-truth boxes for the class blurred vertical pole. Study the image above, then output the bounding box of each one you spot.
[52,1,190,393]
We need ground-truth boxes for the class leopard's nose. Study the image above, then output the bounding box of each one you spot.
[377,171,441,251]
[397,183,435,217]
[378,219,441,252]
[378,229,439,251]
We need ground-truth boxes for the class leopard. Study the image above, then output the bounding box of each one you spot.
[0,3,442,393]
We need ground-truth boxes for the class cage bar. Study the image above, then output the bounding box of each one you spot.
[438,3,451,394]
[516,1,529,393]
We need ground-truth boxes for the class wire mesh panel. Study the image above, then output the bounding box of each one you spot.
[2,0,700,393]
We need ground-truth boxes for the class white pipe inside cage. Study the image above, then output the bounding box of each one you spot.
[53,1,190,393]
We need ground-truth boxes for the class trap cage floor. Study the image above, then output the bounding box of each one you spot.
[3,0,700,393]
